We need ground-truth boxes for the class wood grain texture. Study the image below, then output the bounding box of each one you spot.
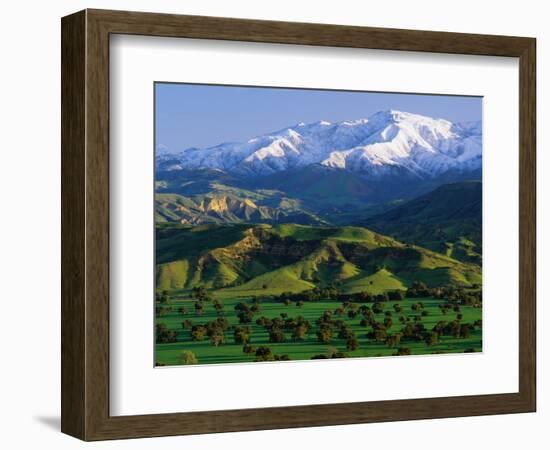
[61,10,86,439]
[89,8,532,56]
[518,39,536,409]
[61,8,537,441]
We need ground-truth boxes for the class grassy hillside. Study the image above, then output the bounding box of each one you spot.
[363,181,482,264]
[155,168,483,252]
[340,268,406,294]
[156,223,481,296]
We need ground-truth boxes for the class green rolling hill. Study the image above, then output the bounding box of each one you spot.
[363,181,482,264]
[156,223,481,297]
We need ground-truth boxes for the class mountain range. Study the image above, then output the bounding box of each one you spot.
[155,109,483,289]
[157,110,481,180]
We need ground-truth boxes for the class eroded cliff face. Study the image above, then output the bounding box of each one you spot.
[171,195,280,225]
[211,226,321,265]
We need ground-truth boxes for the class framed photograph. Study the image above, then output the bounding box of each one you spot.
[61,9,536,440]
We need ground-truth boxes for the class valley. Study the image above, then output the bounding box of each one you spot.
[155,221,482,366]
[154,109,483,366]
[156,294,482,366]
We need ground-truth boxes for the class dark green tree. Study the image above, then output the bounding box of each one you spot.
[190,325,207,341]
[255,346,275,362]
[346,335,359,351]
[316,325,333,344]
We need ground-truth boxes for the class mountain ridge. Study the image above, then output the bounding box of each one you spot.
[155,223,481,294]
[363,181,482,264]
[157,110,482,180]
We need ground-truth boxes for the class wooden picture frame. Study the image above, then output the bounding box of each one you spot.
[61,9,536,441]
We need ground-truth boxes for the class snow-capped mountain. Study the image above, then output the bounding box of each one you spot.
[157,110,481,179]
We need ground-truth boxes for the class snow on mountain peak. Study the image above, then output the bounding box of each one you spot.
[158,110,481,179]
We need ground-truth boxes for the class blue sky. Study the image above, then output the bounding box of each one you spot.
[155,83,482,153]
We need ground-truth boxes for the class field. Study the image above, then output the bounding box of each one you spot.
[155,291,482,366]
[153,178,483,366]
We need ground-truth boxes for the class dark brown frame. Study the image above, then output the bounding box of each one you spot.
[61,9,536,441]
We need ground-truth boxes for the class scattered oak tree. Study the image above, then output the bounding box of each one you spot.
[178,350,198,365]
